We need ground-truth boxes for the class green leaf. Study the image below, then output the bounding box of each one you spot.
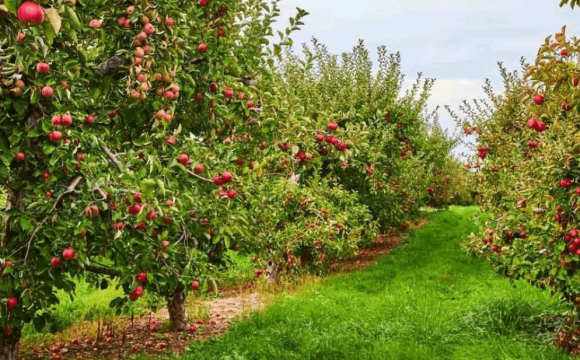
[44,8,62,34]
[4,0,19,14]
[21,217,34,232]
[43,20,56,44]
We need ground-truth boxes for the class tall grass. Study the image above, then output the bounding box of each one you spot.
[176,207,571,360]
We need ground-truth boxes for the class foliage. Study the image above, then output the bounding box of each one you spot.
[458,27,580,314]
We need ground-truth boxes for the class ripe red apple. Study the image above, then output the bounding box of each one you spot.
[236,158,244,166]
[51,257,62,268]
[536,122,546,132]
[561,49,569,57]
[147,210,157,221]
[316,135,324,142]
[17,1,45,25]
[77,153,85,162]
[15,152,26,162]
[247,100,254,108]
[133,192,142,203]
[37,62,50,73]
[557,204,564,212]
[89,19,102,29]
[527,118,539,130]
[221,171,233,183]
[224,89,234,98]
[165,17,175,27]
[533,95,544,105]
[132,285,144,297]
[143,23,155,35]
[562,102,572,111]
[217,29,225,37]
[198,43,208,53]
[136,271,147,283]
[85,205,99,217]
[43,172,50,180]
[62,248,75,261]
[194,164,204,173]
[187,325,197,333]
[128,204,141,215]
[190,281,200,290]
[199,0,207,5]
[162,239,170,248]
[574,76,579,87]
[129,292,139,301]
[17,32,26,42]
[132,346,140,353]
[528,141,538,148]
[560,179,572,188]
[327,122,338,131]
[210,83,219,92]
[49,131,63,142]
[6,297,17,310]
[46,191,52,198]
[213,177,223,185]
[177,153,189,165]
[51,115,61,126]
[41,86,53,97]
[227,189,237,199]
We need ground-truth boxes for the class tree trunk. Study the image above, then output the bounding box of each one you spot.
[1,186,26,247]
[266,260,281,284]
[167,284,187,331]
[0,331,20,360]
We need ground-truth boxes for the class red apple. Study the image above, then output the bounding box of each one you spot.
[177,153,189,165]
[128,204,141,215]
[51,257,62,268]
[17,1,45,25]
[133,192,142,203]
[224,89,234,98]
[227,189,237,199]
[190,281,200,290]
[36,62,50,73]
[198,43,208,53]
[41,86,53,97]
[136,271,147,283]
[327,122,338,131]
[221,171,233,183]
[62,248,75,260]
[533,95,544,105]
[15,152,26,162]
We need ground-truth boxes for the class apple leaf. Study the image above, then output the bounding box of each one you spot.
[4,0,18,14]
[44,8,62,34]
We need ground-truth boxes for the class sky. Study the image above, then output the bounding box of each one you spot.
[274,0,580,157]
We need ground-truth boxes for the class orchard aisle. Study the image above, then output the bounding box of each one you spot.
[181,207,571,360]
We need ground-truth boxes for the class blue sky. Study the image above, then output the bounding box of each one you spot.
[276,0,580,157]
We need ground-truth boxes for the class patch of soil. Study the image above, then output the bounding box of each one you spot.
[329,219,428,273]
[19,293,264,360]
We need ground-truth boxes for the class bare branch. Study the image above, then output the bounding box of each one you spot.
[186,170,214,183]
[101,145,122,170]
[93,187,108,201]
[50,176,83,212]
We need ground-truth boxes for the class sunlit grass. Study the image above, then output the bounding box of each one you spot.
[176,206,572,360]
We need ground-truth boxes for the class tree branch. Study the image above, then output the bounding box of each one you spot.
[85,264,120,276]
[101,146,122,170]
[50,176,83,212]
[186,170,213,183]
[94,55,130,76]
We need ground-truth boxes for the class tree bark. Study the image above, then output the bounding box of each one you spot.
[167,284,187,331]
[266,260,282,284]
[1,186,26,247]
[0,331,20,360]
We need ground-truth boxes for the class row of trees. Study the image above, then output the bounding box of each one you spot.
[0,0,466,359]
[460,0,580,338]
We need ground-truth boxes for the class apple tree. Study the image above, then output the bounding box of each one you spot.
[0,0,305,358]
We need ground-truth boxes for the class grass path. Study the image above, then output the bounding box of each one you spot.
[179,207,571,360]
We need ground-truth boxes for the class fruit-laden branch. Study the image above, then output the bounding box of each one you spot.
[94,55,130,76]
[20,176,84,260]
[101,145,122,170]
[186,170,213,183]
[85,264,120,276]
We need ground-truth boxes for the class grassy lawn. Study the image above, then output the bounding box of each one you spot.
[178,206,571,360]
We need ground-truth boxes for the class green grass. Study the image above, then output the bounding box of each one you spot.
[176,206,571,360]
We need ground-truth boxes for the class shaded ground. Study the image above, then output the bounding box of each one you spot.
[19,219,421,360]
